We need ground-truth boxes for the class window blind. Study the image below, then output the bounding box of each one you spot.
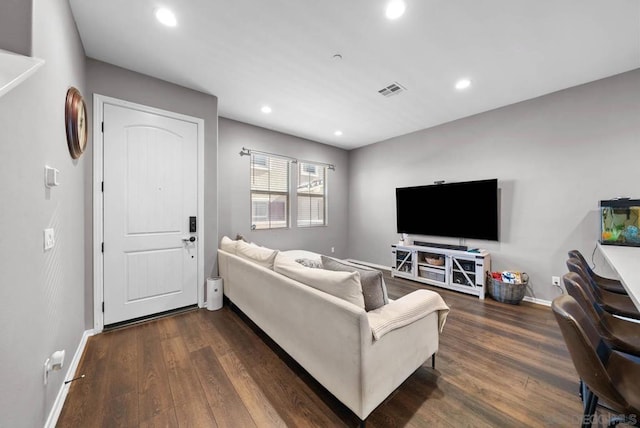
[250,153,290,229]
[297,162,326,227]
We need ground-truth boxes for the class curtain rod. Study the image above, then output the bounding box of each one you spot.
[239,147,335,171]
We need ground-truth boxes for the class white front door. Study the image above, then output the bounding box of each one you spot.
[102,103,198,325]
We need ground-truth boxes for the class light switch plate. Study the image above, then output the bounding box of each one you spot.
[45,166,60,188]
[44,228,55,250]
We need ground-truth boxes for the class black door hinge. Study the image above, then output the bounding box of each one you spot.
[101,242,104,253]
[101,122,104,133]
[101,181,104,192]
[102,302,104,313]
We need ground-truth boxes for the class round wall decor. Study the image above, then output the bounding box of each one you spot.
[65,87,88,159]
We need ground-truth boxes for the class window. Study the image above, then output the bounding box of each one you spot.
[302,163,317,174]
[250,154,290,230]
[252,154,268,168]
[297,162,327,227]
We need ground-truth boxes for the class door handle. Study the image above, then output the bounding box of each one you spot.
[182,236,197,243]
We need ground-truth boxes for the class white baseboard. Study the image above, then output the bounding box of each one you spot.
[346,259,391,272]
[522,296,551,307]
[45,329,95,428]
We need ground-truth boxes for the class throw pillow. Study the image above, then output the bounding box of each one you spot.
[295,258,323,269]
[220,236,237,254]
[279,249,322,261]
[235,239,278,270]
[274,253,365,309]
[320,255,389,311]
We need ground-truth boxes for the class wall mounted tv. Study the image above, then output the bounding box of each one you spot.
[395,178,499,241]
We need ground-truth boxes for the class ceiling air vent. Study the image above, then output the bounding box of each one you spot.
[378,81,407,97]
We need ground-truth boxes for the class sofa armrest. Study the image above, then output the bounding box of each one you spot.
[367,289,450,340]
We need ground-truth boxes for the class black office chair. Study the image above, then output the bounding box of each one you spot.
[551,294,640,427]
[562,272,640,356]
[566,258,640,321]
[568,250,628,295]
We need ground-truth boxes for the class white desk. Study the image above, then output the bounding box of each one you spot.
[597,242,640,310]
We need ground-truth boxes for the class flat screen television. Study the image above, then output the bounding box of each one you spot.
[396,178,499,241]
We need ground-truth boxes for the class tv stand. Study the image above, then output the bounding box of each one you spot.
[413,241,468,251]
[391,244,490,299]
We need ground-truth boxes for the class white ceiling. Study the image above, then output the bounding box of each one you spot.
[69,0,640,150]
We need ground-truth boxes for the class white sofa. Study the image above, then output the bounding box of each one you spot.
[217,239,449,423]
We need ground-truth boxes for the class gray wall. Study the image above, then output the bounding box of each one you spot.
[0,2,634,424]
[85,59,219,325]
[218,118,349,258]
[348,68,640,302]
[0,0,31,56]
[0,0,86,426]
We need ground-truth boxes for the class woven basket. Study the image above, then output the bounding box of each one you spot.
[487,273,529,305]
[424,255,445,266]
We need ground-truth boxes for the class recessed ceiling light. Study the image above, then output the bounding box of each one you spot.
[455,78,472,90]
[261,105,272,114]
[386,0,406,20]
[334,130,343,136]
[155,8,177,27]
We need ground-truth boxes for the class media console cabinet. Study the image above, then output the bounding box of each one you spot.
[391,244,491,299]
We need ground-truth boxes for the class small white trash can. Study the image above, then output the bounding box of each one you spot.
[206,277,223,311]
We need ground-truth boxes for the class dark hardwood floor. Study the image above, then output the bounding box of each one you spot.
[57,273,591,427]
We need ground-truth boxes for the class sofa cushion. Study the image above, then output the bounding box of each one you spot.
[280,249,322,262]
[220,236,238,254]
[321,256,389,311]
[280,249,323,268]
[296,258,323,269]
[274,253,365,309]
[235,239,278,270]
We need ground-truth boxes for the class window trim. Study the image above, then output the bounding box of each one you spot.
[243,149,333,231]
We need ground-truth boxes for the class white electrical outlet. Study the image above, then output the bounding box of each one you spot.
[552,276,561,286]
[43,349,65,385]
[44,228,55,250]
[331,247,335,253]
[50,350,65,371]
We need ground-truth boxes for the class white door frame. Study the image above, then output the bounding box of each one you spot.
[93,94,205,332]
